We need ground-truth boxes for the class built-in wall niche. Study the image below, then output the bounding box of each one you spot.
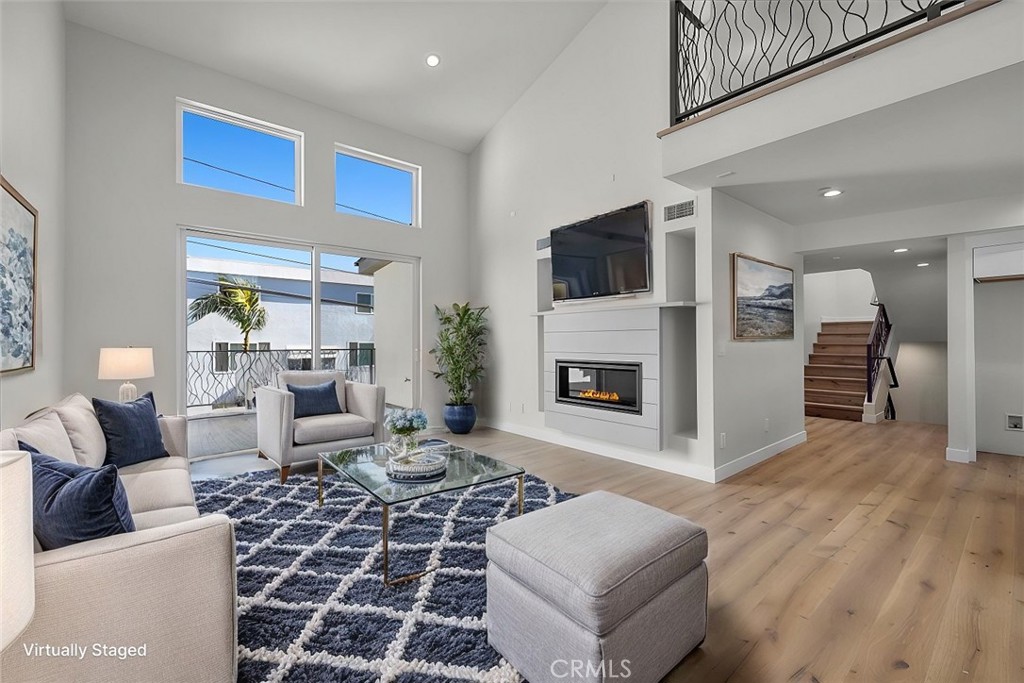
[661,306,698,441]
[537,256,554,313]
[666,227,696,303]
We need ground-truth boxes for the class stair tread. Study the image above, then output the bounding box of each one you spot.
[804,401,863,411]
[805,389,864,396]
[806,364,864,368]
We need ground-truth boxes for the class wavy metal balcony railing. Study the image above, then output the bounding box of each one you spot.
[185,348,376,409]
[671,0,966,124]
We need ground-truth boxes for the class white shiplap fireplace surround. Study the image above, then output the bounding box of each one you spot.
[542,304,696,450]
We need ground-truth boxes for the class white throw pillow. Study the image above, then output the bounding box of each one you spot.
[53,393,107,468]
[13,411,76,463]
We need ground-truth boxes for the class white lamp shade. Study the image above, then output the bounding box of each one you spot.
[98,347,155,380]
[1,451,36,650]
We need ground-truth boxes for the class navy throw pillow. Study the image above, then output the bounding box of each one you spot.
[287,380,342,419]
[21,441,136,551]
[93,392,168,468]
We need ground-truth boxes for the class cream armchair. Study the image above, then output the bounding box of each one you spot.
[256,371,385,482]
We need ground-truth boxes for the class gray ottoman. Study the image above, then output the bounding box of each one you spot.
[486,491,708,683]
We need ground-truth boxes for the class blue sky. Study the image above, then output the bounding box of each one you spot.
[335,152,413,225]
[182,111,295,203]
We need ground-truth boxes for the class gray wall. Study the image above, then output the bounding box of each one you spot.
[711,191,805,471]
[975,279,1024,455]
[892,342,948,426]
[0,2,66,426]
[63,24,470,421]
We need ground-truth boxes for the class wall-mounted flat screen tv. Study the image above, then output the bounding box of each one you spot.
[551,201,652,302]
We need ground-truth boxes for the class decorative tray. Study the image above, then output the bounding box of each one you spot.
[386,450,449,482]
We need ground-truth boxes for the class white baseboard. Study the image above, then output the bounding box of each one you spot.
[713,431,808,482]
[480,418,717,483]
[945,447,975,463]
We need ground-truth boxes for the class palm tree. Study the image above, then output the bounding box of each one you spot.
[187,276,268,350]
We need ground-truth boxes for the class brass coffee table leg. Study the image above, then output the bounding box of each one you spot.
[381,502,433,587]
[379,472,527,587]
[317,458,324,507]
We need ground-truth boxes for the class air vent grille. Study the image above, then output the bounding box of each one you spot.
[665,200,695,222]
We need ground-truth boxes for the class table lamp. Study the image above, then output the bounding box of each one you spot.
[98,347,155,402]
[1,451,35,651]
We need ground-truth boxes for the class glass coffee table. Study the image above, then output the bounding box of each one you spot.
[318,442,526,586]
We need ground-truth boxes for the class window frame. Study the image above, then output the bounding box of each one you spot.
[212,341,270,374]
[334,143,421,228]
[177,98,305,206]
[348,341,375,368]
[355,291,374,315]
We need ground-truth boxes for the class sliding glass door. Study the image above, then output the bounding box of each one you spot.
[183,230,418,456]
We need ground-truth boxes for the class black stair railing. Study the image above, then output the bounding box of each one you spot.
[670,0,969,125]
[866,303,899,408]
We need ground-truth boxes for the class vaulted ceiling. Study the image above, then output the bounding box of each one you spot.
[64,1,606,153]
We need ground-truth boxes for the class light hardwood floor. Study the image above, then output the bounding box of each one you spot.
[447,417,1021,683]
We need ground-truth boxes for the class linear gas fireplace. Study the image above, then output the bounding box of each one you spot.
[555,360,642,415]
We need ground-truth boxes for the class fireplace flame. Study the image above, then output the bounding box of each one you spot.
[579,389,620,402]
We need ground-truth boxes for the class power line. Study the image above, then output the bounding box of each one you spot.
[335,202,407,225]
[182,156,409,226]
[185,276,372,310]
[183,157,294,193]
[188,239,359,276]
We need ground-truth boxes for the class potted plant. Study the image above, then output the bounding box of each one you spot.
[430,302,488,434]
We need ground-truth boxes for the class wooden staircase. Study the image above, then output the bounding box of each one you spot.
[805,321,872,421]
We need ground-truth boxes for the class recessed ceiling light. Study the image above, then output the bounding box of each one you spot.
[820,188,843,198]
[832,256,841,260]
[716,171,735,178]
[893,248,909,253]
[917,262,930,267]
[425,54,441,68]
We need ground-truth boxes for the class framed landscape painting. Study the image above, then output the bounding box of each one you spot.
[1,176,38,373]
[731,253,794,341]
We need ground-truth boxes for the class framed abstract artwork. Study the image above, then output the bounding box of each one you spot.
[1,176,38,373]
[731,252,794,341]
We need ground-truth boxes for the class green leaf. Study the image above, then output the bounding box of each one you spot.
[186,275,269,350]
[429,302,489,405]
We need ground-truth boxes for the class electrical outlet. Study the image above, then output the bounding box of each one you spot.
[764,418,770,432]
[719,432,726,450]
[1008,414,1023,431]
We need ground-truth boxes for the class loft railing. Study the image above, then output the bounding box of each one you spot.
[670,0,967,125]
[866,303,898,410]
[185,347,376,409]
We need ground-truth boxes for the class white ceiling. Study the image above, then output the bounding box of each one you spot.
[803,237,948,275]
[63,1,606,153]
[672,62,1024,227]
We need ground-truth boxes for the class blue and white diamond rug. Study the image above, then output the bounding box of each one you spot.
[193,469,574,683]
